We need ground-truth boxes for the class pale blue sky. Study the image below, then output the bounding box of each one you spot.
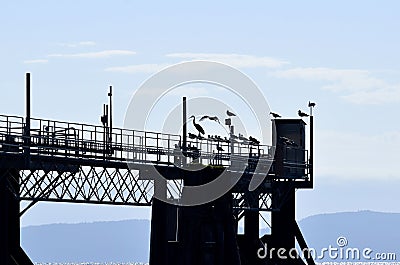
[1,1,399,226]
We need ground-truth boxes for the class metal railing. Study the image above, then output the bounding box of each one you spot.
[0,114,309,178]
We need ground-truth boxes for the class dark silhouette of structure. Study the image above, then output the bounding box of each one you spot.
[0,73,315,265]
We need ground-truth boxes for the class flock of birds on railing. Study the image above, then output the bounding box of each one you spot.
[187,110,261,147]
[187,101,315,150]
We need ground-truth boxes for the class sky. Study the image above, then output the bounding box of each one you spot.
[1,1,400,227]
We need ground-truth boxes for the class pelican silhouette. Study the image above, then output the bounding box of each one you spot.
[189,115,205,135]
[308,101,316,107]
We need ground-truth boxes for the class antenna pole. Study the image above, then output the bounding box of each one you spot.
[182,97,187,166]
[309,114,314,188]
[108,86,113,145]
[24,73,31,159]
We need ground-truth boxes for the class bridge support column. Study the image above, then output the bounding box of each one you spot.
[150,167,241,265]
[0,169,33,265]
[269,182,305,265]
[237,192,268,265]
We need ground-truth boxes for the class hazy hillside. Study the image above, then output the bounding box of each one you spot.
[21,211,399,263]
[299,210,400,261]
[22,219,150,263]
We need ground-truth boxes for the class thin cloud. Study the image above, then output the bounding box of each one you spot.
[105,63,171,74]
[78,41,96,46]
[58,41,96,48]
[317,129,400,179]
[272,67,400,104]
[48,50,136,59]
[342,85,400,105]
[166,53,289,68]
[23,59,48,64]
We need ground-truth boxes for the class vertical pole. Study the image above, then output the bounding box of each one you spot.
[106,104,109,153]
[309,115,314,188]
[26,73,31,125]
[182,97,187,166]
[108,86,113,144]
[25,73,31,161]
[230,125,234,155]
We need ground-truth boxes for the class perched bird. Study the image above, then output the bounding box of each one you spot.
[100,114,108,126]
[188,133,197,139]
[249,136,260,145]
[189,115,205,135]
[269,111,281,118]
[308,101,316,108]
[197,135,205,141]
[216,145,224,152]
[200,115,220,124]
[226,110,236,117]
[298,110,309,117]
[279,136,297,146]
[238,133,248,141]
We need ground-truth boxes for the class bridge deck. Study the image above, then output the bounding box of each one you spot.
[0,114,310,210]
[0,114,307,173]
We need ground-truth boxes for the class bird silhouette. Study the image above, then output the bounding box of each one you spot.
[308,101,316,107]
[214,135,223,142]
[279,136,297,146]
[270,111,281,118]
[238,133,248,141]
[216,145,224,152]
[298,110,309,117]
[189,115,205,135]
[188,133,197,139]
[100,114,108,126]
[200,115,220,124]
[249,136,260,145]
[226,110,236,117]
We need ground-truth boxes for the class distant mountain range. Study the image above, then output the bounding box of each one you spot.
[299,210,400,261]
[21,211,399,263]
[22,219,150,263]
